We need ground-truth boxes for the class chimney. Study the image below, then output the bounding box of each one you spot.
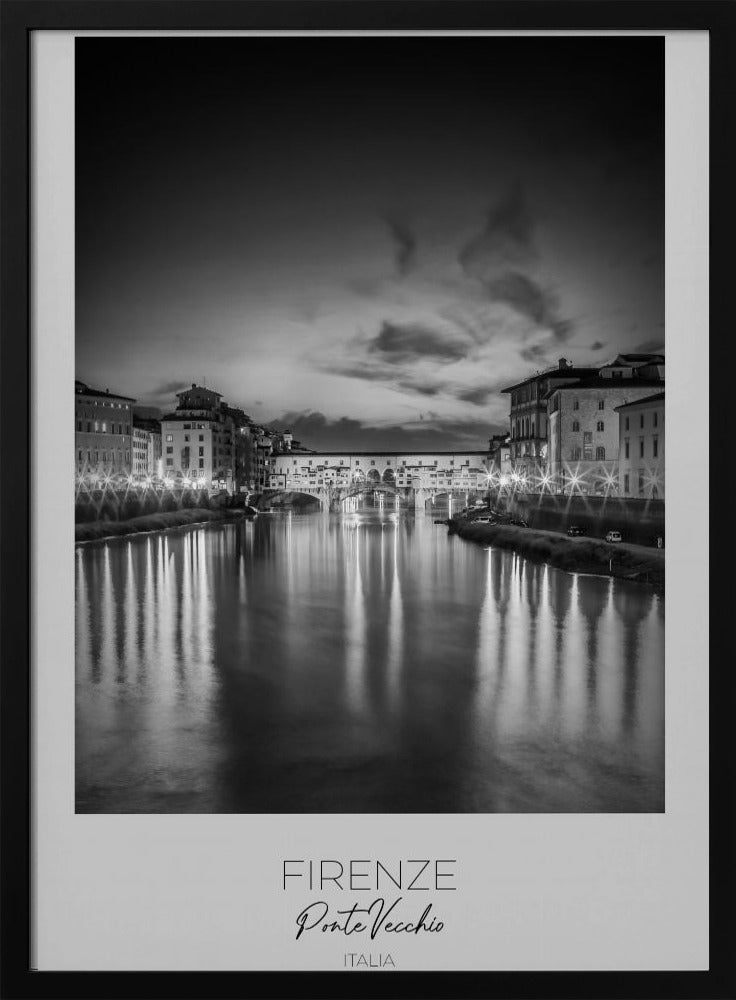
[192,383,196,389]
[558,357,568,369]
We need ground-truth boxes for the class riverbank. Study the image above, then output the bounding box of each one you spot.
[452,519,665,591]
[75,507,247,543]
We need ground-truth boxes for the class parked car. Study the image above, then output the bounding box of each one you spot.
[567,525,584,537]
[605,530,622,543]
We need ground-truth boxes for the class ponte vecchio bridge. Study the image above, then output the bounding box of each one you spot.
[267,450,491,511]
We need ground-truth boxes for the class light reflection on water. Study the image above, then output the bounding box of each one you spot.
[76,508,664,813]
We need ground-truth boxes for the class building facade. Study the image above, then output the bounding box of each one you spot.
[132,419,162,480]
[160,384,236,490]
[488,434,511,479]
[546,377,664,493]
[75,379,135,479]
[501,359,598,481]
[269,451,491,493]
[615,392,665,499]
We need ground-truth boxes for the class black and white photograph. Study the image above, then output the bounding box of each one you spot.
[75,35,665,815]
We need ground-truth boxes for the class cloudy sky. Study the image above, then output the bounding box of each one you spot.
[76,37,663,451]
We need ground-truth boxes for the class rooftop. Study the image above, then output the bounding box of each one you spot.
[543,377,664,398]
[614,392,665,411]
[501,367,598,394]
[75,379,136,403]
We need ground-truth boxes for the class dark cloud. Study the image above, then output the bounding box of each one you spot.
[385,217,417,278]
[274,410,500,452]
[147,379,190,397]
[459,190,575,340]
[590,341,606,351]
[519,343,549,364]
[458,184,536,274]
[634,339,665,353]
[398,379,443,397]
[455,386,495,406]
[330,361,398,382]
[368,320,468,364]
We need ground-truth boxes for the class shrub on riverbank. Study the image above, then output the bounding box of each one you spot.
[455,520,664,591]
[75,508,231,543]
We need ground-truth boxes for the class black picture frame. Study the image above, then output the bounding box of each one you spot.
[1,2,734,997]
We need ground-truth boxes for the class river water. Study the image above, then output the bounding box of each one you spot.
[76,506,664,813]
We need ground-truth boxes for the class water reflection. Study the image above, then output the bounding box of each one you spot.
[76,508,664,813]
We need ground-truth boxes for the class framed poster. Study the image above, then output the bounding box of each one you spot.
[1,1,734,997]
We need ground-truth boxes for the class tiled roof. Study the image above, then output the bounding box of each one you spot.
[614,392,665,410]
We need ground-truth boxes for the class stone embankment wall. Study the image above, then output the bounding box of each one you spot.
[75,487,215,524]
[491,491,665,547]
[454,520,665,592]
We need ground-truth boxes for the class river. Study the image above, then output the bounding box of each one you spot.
[76,505,664,813]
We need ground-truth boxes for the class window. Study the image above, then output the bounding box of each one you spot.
[308,460,313,466]
[77,421,82,432]
[625,417,630,431]
[355,460,360,466]
[340,459,344,465]
[199,459,204,469]
[638,470,645,495]
[624,473,630,495]
[370,460,375,466]
[653,436,658,458]
[598,400,605,410]
[184,434,190,442]
[595,446,606,460]
[184,423,191,430]
[639,439,645,458]
[94,421,100,432]
[572,420,580,432]
[596,421,604,432]
[640,414,644,429]
[653,411,658,427]
[166,434,173,443]
[166,458,173,467]
[571,446,582,461]
[583,431,593,459]
[199,434,204,441]
[166,446,173,454]
[624,439,630,459]
[573,399,579,410]
[434,460,438,466]
[199,447,204,456]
